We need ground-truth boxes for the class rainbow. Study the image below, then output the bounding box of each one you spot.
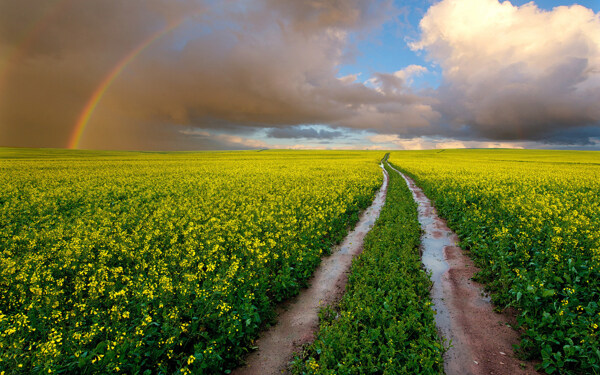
[68,19,185,149]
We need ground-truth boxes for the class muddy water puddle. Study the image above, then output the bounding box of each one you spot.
[388,163,539,375]
[233,165,389,375]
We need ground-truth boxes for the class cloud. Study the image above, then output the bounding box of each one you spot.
[412,0,600,143]
[367,134,433,149]
[179,128,210,137]
[266,126,343,139]
[366,65,427,94]
[264,0,398,32]
[176,127,269,149]
[367,133,525,150]
[212,134,268,149]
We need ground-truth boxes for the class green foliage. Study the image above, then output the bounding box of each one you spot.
[291,162,444,374]
[0,149,384,374]
[390,149,600,375]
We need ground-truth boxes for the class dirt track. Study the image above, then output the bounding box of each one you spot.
[232,165,389,375]
[390,164,539,375]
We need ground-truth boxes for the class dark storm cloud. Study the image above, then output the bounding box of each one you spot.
[2,0,426,150]
[538,126,600,146]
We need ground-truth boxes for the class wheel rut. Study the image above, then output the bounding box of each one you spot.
[388,162,539,375]
[232,165,389,375]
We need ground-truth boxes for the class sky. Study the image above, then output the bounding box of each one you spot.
[1,0,599,151]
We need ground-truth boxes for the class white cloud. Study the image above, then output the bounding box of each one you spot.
[393,64,428,85]
[337,73,360,84]
[411,0,600,142]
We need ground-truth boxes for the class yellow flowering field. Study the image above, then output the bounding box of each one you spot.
[390,149,600,374]
[0,149,383,374]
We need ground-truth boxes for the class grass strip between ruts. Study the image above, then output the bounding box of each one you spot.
[291,162,445,374]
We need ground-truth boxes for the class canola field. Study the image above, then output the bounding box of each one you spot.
[390,149,600,374]
[0,149,383,374]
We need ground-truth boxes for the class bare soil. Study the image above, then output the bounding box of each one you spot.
[390,164,540,375]
[232,166,389,375]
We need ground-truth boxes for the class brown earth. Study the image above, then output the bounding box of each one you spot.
[232,166,389,375]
